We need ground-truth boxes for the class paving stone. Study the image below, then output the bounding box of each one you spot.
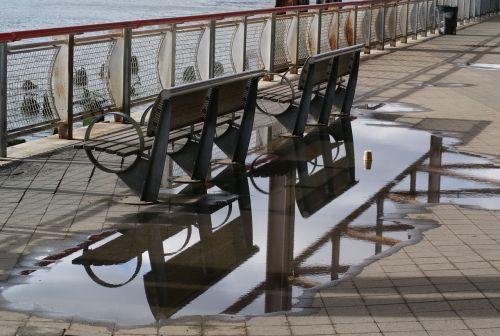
[334,322,380,334]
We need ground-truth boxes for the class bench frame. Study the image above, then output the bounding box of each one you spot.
[81,70,264,202]
[259,45,362,137]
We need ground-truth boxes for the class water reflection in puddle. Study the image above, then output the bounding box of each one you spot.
[406,82,474,88]
[353,102,427,113]
[457,63,500,70]
[1,119,499,326]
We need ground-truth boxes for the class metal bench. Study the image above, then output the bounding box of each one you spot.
[256,45,362,137]
[77,70,265,202]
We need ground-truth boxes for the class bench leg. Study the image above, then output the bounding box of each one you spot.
[118,100,172,202]
[215,77,260,164]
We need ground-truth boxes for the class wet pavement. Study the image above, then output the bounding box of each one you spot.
[1,15,500,336]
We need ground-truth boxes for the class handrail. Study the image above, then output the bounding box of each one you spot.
[0,0,497,157]
[0,0,386,43]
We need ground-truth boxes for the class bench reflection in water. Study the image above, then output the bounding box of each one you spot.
[72,119,358,319]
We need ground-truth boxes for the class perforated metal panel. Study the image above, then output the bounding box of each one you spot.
[6,47,60,132]
[130,34,164,101]
[297,14,314,62]
[320,11,335,53]
[174,28,203,85]
[245,19,266,70]
[73,40,116,117]
[273,16,293,69]
[214,24,238,77]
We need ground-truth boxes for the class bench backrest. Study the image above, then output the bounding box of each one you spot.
[147,70,265,137]
[297,44,362,90]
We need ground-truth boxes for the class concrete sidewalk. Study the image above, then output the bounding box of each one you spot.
[1,15,500,336]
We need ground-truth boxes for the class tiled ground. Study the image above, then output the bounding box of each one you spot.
[1,15,500,336]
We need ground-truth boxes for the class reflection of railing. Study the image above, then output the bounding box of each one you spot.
[0,0,497,155]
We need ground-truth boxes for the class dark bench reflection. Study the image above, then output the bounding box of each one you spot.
[72,119,358,319]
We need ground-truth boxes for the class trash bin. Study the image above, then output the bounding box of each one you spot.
[437,5,458,35]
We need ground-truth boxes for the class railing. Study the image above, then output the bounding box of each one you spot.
[0,0,498,156]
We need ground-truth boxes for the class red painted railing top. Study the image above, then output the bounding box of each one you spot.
[0,0,389,42]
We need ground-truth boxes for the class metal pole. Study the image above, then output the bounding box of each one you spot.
[170,24,177,87]
[269,13,277,73]
[243,16,248,71]
[366,5,373,53]
[391,3,397,46]
[403,0,410,42]
[353,6,358,45]
[379,3,386,50]
[0,43,7,157]
[67,34,74,139]
[336,10,340,49]
[317,9,323,54]
[291,11,300,74]
[413,2,418,40]
[122,28,132,117]
[208,20,216,78]
[423,0,429,36]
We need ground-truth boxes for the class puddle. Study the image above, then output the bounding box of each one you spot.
[0,119,499,326]
[406,82,474,88]
[457,63,500,70]
[353,102,427,113]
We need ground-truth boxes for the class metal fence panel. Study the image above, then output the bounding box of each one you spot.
[130,34,164,102]
[73,40,116,117]
[6,47,60,133]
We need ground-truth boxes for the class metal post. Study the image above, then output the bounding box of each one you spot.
[413,2,418,40]
[317,9,323,54]
[208,20,216,78]
[353,6,358,45]
[122,28,132,117]
[66,34,74,139]
[379,3,386,50]
[423,0,429,36]
[0,43,7,157]
[289,10,300,74]
[170,24,177,87]
[391,3,397,46]
[243,16,248,71]
[428,135,442,203]
[365,5,373,53]
[402,0,410,42]
[269,13,277,73]
[336,10,341,49]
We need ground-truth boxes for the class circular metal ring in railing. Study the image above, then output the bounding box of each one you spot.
[83,254,143,289]
[84,112,145,174]
[256,72,296,116]
[163,226,193,257]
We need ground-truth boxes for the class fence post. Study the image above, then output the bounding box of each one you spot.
[292,10,300,74]
[269,13,277,73]
[317,9,323,53]
[208,20,216,78]
[122,28,132,117]
[353,6,358,45]
[170,24,177,87]
[365,5,373,53]
[243,16,248,71]
[66,34,74,139]
[379,3,386,50]
[0,42,7,157]
[423,0,428,36]
[402,0,409,42]
[413,2,418,40]
[336,10,341,49]
[390,3,397,46]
